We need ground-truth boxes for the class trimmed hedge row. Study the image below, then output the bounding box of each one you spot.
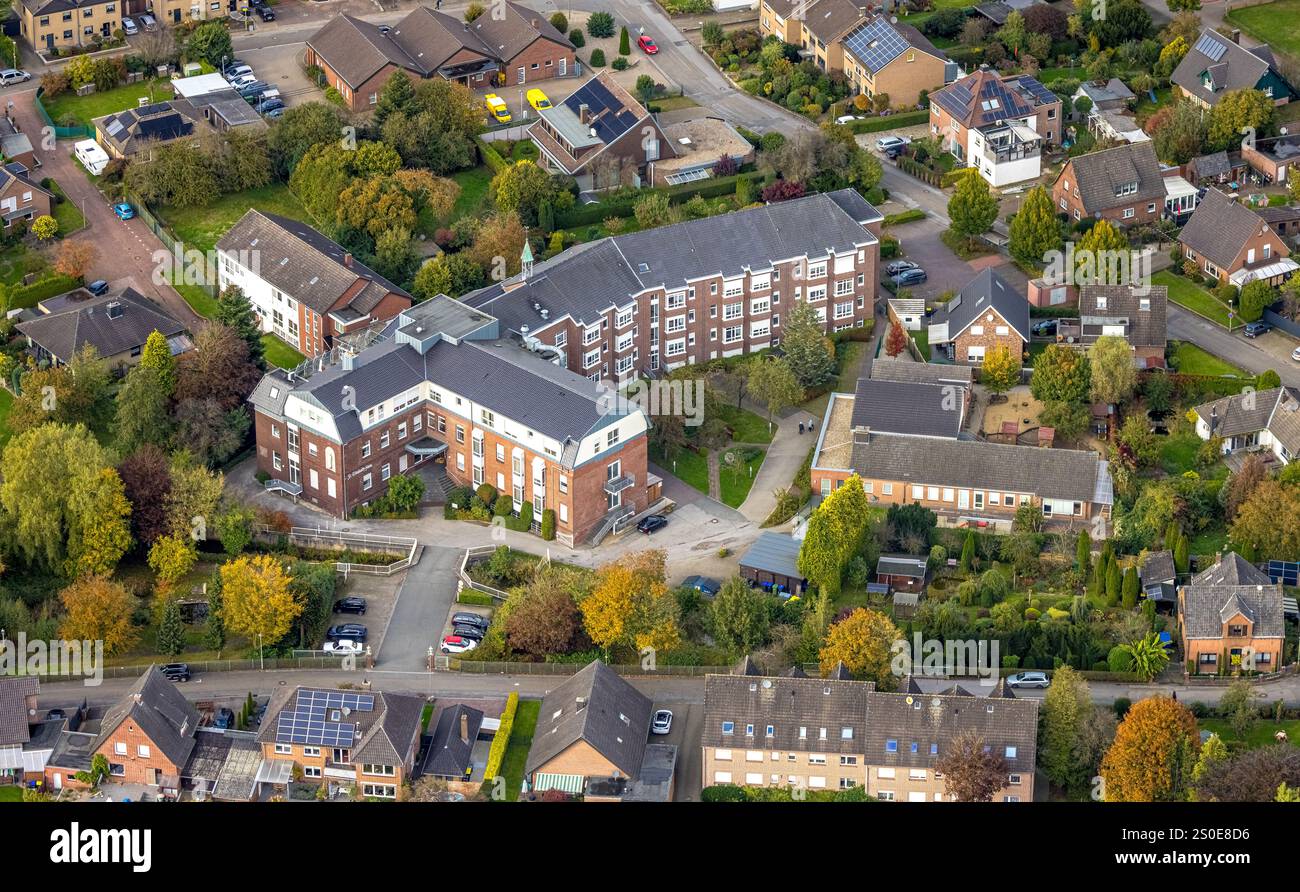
[554,171,766,229]
[843,109,929,134]
[2,274,83,313]
[483,691,520,782]
[476,137,510,175]
[883,209,926,226]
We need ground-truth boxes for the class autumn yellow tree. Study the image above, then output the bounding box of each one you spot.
[59,575,138,655]
[219,554,302,647]
[148,533,198,596]
[65,466,133,578]
[818,607,902,690]
[579,550,680,659]
[1229,478,1300,562]
[1100,696,1200,801]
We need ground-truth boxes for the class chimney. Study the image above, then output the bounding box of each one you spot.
[1231,29,1241,44]
[459,712,469,744]
[578,103,590,124]
[343,252,353,268]
[107,301,123,319]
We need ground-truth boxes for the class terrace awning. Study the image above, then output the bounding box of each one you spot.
[405,437,448,457]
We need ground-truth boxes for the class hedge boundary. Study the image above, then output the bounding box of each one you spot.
[2,273,83,313]
[554,171,765,229]
[843,109,929,134]
[483,690,520,782]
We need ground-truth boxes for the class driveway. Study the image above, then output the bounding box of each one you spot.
[1168,304,1300,387]
[651,701,701,801]
[235,44,322,108]
[376,544,462,670]
[885,215,977,300]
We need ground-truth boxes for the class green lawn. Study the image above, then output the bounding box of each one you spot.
[1201,718,1300,749]
[716,403,774,444]
[666,445,709,494]
[42,78,173,128]
[1159,429,1204,476]
[1037,66,1086,84]
[498,699,540,802]
[171,279,219,319]
[1153,271,1233,329]
[1188,524,1228,557]
[1227,1,1300,60]
[0,786,21,802]
[49,181,85,234]
[164,183,310,256]
[651,95,700,112]
[0,388,13,451]
[448,166,493,224]
[0,242,49,288]
[909,327,929,357]
[718,446,766,508]
[261,335,305,371]
[1169,340,1247,377]
[509,140,539,162]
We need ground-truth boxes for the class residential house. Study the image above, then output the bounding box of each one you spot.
[648,116,756,187]
[927,267,1030,364]
[305,5,575,112]
[758,0,803,43]
[217,209,414,358]
[701,668,1039,801]
[526,660,674,801]
[876,554,929,592]
[1241,134,1300,186]
[92,102,203,161]
[1171,29,1295,111]
[929,67,1061,186]
[16,287,192,373]
[149,0,232,27]
[463,188,882,382]
[528,70,674,191]
[422,704,485,781]
[1184,150,1247,187]
[1257,204,1300,245]
[868,357,973,389]
[737,531,805,595]
[972,0,1039,26]
[1051,141,1167,227]
[1054,284,1168,369]
[0,677,40,786]
[248,295,655,545]
[794,0,864,74]
[0,162,52,229]
[19,0,119,53]
[1140,549,1177,607]
[1193,386,1300,466]
[169,73,267,134]
[1177,188,1298,286]
[1178,552,1284,674]
[0,114,37,171]
[839,15,952,108]
[256,686,425,799]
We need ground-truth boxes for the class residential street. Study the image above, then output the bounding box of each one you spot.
[1168,303,1300,386]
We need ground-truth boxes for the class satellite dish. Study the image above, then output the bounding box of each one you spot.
[890,15,898,23]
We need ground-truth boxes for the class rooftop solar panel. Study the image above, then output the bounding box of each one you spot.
[1195,32,1227,62]
[273,688,375,747]
[843,19,908,73]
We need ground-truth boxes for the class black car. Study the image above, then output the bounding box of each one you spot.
[256,5,275,20]
[451,612,488,629]
[451,624,485,641]
[637,514,668,534]
[1031,319,1057,337]
[86,279,110,296]
[334,596,367,615]
[891,267,927,287]
[326,623,368,641]
[213,707,235,730]
[884,259,918,277]
[236,81,269,99]
[160,663,191,682]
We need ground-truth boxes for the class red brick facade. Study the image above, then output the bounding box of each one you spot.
[1052,158,1162,227]
[947,306,1025,364]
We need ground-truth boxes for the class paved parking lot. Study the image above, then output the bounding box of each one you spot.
[1246,326,1300,366]
[650,701,701,801]
[235,44,321,108]
[326,571,404,659]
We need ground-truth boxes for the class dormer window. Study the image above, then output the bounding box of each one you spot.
[1115,181,1137,197]
[1228,624,1247,637]
[1096,296,1107,310]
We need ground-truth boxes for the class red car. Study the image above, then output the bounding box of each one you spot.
[637,34,658,54]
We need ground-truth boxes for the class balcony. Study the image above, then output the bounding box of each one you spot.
[977,125,1042,165]
[604,474,635,495]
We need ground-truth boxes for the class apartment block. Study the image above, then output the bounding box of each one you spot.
[20,0,120,52]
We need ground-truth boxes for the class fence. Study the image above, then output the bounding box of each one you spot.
[32,87,94,140]
[449,660,740,676]
[15,655,355,682]
[1263,308,1300,339]
[458,545,511,603]
[254,525,420,576]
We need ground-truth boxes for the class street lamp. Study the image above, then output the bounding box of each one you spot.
[258,633,264,671]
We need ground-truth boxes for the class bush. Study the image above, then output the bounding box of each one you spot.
[590,48,606,67]
[541,508,556,541]
[611,56,629,71]
[569,28,586,47]
[1113,697,1132,719]
[619,25,631,55]
[549,12,568,33]
[587,11,616,38]
[483,692,519,782]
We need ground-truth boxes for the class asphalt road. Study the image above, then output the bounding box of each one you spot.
[376,544,462,669]
[1168,303,1300,386]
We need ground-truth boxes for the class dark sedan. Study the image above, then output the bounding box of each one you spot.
[326,623,368,641]
[334,597,367,615]
[890,267,927,287]
[637,514,668,534]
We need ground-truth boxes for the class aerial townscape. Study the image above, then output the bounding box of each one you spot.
[5,0,1300,842]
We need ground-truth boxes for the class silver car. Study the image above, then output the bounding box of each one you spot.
[0,69,31,86]
[121,16,138,35]
[651,709,673,734]
[1006,671,1049,689]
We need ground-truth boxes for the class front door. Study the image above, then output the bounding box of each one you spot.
[517,66,525,84]
[957,490,969,510]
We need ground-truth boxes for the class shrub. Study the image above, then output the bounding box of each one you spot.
[569,28,585,47]
[590,48,606,67]
[549,12,567,33]
[587,11,616,38]
[619,25,631,55]
[541,508,556,541]
[1113,697,1132,719]
[483,692,519,782]
[475,483,497,506]
[611,55,629,71]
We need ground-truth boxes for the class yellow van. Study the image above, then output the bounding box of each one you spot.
[484,94,511,123]
[526,88,552,111]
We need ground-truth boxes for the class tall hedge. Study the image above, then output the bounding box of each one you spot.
[483,691,520,783]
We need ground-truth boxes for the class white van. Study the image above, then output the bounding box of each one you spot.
[73,139,110,176]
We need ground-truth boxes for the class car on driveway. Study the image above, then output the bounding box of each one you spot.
[1031,319,1057,337]
[651,709,673,735]
[256,97,285,115]
[334,596,367,615]
[213,707,235,729]
[1243,321,1272,338]
[139,13,157,30]
[441,635,478,654]
[637,34,658,54]
[875,135,910,152]
[324,639,364,655]
[159,663,191,682]
[0,69,31,86]
[1006,671,1049,688]
[326,623,367,641]
[884,259,919,276]
[113,202,135,220]
[1292,345,1300,362]
[452,624,485,641]
[891,267,927,287]
[121,17,138,35]
[86,279,110,296]
[637,514,668,534]
[452,612,488,629]
[256,5,275,20]
[224,64,253,81]
[484,94,511,123]
[682,575,720,597]
[526,88,551,110]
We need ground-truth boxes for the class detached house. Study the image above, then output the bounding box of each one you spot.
[217,209,413,359]
[929,67,1061,186]
[1054,284,1168,369]
[0,163,52,229]
[1171,29,1295,111]
[1177,188,1297,287]
[1193,386,1300,466]
[1241,134,1300,187]
[1179,552,1284,674]
[839,14,951,107]
[1051,141,1167,227]
[93,101,202,160]
[927,267,1030,364]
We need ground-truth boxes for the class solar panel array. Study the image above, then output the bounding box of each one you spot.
[843,19,908,74]
[275,689,375,748]
[564,78,638,144]
[1012,75,1057,107]
[1268,560,1299,586]
[1195,32,1227,62]
[973,77,1032,123]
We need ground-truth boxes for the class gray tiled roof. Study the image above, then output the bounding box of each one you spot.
[0,677,39,746]
[423,704,484,778]
[1192,551,1272,587]
[352,691,425,767]
[850,432,1109,503]
[1194,388,1300,458]
[1171,29,1272,108]
[94,668,200,770]
[16,287,187,363]
[526,661,653,780]
[1189,150,1235,180]
[1063,142,1166,214]
[869,359,972,387]
[863,690,1038,773]
[850,377,963,438]
[1178,187,1278,270]
[1140,550,1176,586]
[701,674,874,752]
[931,267,1030,343]
[466,0,573,60]
[738,531,803,580]
[1076,284,1167,348]
[1181,582,1284,638]
[801,0,865,43]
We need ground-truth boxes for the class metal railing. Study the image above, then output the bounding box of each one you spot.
[254,525,419,576]
[458,545,511,603]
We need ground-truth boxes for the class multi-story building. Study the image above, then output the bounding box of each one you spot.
[19,0,120,53]
[929,67,1061,187]
[1051,142,1168,228]
[1176,188,1298,287]
[701,668,1039,801]
[256,686,425,799]
[1178,552,1285,674]
[217,210,414,359]
[148,0,233,27]
[249,295,655,544]
[464,189,882,383]
[839,15,952,108]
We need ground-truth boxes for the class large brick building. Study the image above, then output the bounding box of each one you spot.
[217,210,413,360]
[249,295,654,545]
[464,189,883,383]
[1051,142,1168,228]
[305,4,575,112]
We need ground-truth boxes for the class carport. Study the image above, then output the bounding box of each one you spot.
[738,532,806,596]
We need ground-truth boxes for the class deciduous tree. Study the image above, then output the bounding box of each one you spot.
[1101,696,1199,801]
[60,576,138,655]
[980,345,1021,396]
[710,575,771,654]
[219,554,301,646]
[948,169,998,240]
[1030,343,1091,404]
[817,607,901,688]
[1089,335,1138,405]
[1008,185,1063,268]
[935,730,1011,801]
[580,550,680,658]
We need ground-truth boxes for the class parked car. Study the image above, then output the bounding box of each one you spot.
[651,709,673,735]
[263,107,285,120]
[113,202,135,220]
[441,635,478,654]
[526,88,551,110]
[327,623,367,641]
[834,114,861,125]
[451,624,485,641]
[875,135,910,152]
[256,98,285,115]
[324,639,364,655]
[682,575,720,597]
[884,259,919,276]
[86,279,110,296]
[0,69,31,86]
[484,94,511,123]
[159,663,191,682]
[139,13,157,30]
[637,514,668,534]
[256,5,275,20]
[885,145,905,159]
[1243,321,1273,338]
[121,17,138,35]
[224,64,253,81]
[46,708,66,721]
[1292,345,1300,362]
[1031,319,1057,337]
[334,596,367,615]
[452,612,488,629]
[891,267,927,287]
[231,74,261,90]
[1006,671,1049,688]
[637,34,658,54]
[213,707,235,729]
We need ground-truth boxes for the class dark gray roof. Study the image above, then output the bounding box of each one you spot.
[1063,141,1166,214]
[1140,550,1176,586]
[0,164,53,201]
[701,674,874,752]
[851,377,963,439]
[1257,204,1300,224]
[307,13,424,86]
[526,661,653,779]
[863,690,1039,773]
[850,432,1110,504]
[465,189,879,336]
[931,267,1030,343]
[931,69,1052,130]
[1177,187,1277,270]
[1182,582,1284,638]
[734,655,763,676]
[16,287,187,363]
[801,0,865,43]
[1171,29,1273,108]
[423,704,484,778]
[1076,284,1167,348]
[877,554,928,578]
[870,359,972,387]
[466,1,573,61]
[95,668,200,770]
[738,531,803,580]
[1189,150,1237,180]
[1194,388,1300,458]
[840,14,944,74]
[1192,551,1272,587]
[352,692,425,767]
[95,102,198,154]
[0,677,38,746]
